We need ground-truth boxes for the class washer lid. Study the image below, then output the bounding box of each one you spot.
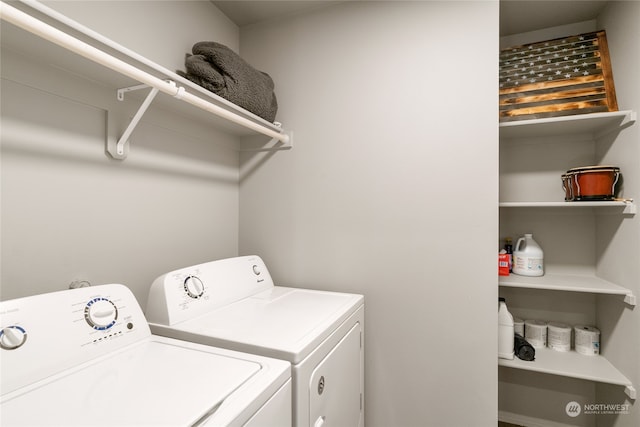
[1,340,261,426]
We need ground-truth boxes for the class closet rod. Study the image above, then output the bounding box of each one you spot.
[0,1,290,145]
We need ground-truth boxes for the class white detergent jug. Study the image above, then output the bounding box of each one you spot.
[498,298,514,360]
[513,233,544,277]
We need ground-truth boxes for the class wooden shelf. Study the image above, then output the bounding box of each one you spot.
[499,347,635,398]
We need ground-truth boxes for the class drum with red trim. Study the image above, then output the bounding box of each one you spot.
[564,166,620,201]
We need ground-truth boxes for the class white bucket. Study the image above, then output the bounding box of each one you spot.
[514,318,524,336]
[524,319,547,348]
[574,325,600,355]
[547,322,571,352]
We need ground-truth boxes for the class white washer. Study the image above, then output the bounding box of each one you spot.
[1,284,291,427]
[146,255,364,427]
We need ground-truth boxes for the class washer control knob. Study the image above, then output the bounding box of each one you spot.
[84,298,118,330]
[184,276,205,299]
[252,265,261,275]
[0,326,27,350]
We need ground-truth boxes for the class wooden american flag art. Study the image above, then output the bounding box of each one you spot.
[499,30,618,122]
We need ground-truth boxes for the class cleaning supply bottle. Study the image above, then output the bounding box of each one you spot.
[504,237,513,272]
[513,233,544,277]
[498,297,514,360]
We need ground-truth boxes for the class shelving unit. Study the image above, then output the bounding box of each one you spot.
[0,1,292,159]
[498,109,637,400]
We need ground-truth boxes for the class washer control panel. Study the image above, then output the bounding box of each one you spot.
[0,325,27,350]
[84,297,118,330]
[1,284,151,395]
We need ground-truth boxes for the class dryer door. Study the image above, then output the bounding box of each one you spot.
[309,322,363,427]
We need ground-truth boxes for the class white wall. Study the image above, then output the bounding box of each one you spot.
[238,2,499,426]
[1,1,241,305]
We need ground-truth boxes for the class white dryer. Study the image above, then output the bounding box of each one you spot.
[1,284,291,427]
[146,255,364,427]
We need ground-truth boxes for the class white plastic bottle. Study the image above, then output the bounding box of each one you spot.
[498,297,514,360]
[513,233,544,277]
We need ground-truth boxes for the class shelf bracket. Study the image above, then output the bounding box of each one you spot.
[595,110,637,139]
[625,385,636,400]
[622,110,637,127]
[239,130,293,152]
[622,200,637,215]
[107,84,160,159]
[624,293,637,307]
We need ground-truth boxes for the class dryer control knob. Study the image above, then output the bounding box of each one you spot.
[84,298,118,330]
[0,326,27,350]
[184,276,205,298]
[252,265,261,275]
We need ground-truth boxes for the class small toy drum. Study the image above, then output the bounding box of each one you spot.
[564,166,620,201]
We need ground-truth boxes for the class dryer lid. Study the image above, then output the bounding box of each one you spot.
[169,287,364,364]
[1,340,261,426]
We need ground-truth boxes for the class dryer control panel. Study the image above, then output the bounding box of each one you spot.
[146,255,274,326]
[0,284,150,396]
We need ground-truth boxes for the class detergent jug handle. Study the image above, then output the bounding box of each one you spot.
[515,237,525,252]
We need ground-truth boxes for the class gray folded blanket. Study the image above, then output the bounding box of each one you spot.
[177,41,278,123]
